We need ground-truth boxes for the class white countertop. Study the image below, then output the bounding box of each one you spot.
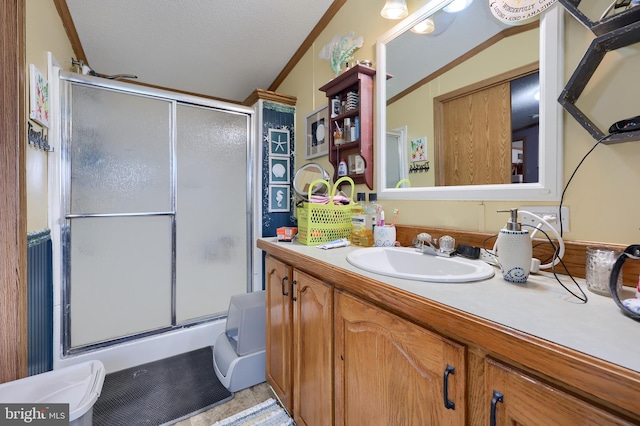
[260,238,640,373]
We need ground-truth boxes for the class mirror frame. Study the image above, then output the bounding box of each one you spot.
[375,2,564,201]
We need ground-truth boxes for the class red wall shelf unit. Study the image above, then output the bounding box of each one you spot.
[319,64,376,189]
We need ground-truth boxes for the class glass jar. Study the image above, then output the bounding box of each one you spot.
[585,246,623,296]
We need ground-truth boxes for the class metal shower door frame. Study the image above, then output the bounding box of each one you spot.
[58,72,256,356]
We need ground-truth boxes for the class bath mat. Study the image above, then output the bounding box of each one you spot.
[212,398,294,426]
[94,346,233,426]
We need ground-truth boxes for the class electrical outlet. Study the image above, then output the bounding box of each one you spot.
[479,250,498,265]
[520,206,570,234]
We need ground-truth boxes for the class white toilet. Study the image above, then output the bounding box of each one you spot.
[0,360,105,426]
[213,290,266,393]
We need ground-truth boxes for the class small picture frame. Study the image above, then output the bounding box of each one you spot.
[305,105,329,159]
[269,157,290,184]
[268,128,290,157]
[269,185,290,212]
[410,137,427,162]
[29,64,50,128]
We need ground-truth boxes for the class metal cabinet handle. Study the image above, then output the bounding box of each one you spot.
[443,364,455,410]
[281,276,288,296]
[490,390,504,426]
[291,280,297,301]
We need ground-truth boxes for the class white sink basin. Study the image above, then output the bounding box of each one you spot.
[346,247,495,283]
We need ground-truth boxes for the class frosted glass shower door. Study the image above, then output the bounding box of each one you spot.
[65,83,173,348]
[175,104,250,322]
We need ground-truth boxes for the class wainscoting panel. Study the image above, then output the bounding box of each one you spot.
[27,229,53,376]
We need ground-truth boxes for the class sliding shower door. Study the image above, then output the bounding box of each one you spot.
[175,104,250,322]
[60,74,252,353]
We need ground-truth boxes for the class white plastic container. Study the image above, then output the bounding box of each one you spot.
[0,360,105,426]
[213,291,266,392]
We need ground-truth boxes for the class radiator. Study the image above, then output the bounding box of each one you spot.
[27,229,53,376]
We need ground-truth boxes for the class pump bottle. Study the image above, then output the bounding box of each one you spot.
[496,208,532,283]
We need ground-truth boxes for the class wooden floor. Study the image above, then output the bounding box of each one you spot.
[173,382,276,426]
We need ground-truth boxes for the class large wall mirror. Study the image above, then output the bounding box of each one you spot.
[375,0,564,201]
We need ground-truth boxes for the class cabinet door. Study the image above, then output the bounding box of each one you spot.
[265,256,294,413]
[485,358,635,426]
[293,269,333,426]
[335,291,466,426]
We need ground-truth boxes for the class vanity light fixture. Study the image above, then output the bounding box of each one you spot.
[411,17,436,34]
[381,0,409,19]
[443,0,473,13]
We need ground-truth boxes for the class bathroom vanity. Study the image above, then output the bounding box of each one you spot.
[259,237,640,425]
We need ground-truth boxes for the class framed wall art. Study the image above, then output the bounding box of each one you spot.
[29,64,50,128]
[269,157,290,184]
[269,185,290,212]
[305,105,329,159]
[410,137,427,162]
[268,128,290,157]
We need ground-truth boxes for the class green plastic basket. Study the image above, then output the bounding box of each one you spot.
[297,177,355,246]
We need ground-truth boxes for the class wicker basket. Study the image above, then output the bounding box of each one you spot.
[297,177,355,245]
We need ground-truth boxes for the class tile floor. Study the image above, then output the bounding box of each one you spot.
[173,382,277,426]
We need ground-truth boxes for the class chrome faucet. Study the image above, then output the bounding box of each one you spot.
[413,233,456,257]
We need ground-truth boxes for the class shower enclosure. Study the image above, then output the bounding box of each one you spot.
[55,72,256,364]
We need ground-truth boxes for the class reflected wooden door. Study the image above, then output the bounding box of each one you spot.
[435,82,511,186]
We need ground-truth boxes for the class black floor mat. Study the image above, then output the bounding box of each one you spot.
[94,347,233,426]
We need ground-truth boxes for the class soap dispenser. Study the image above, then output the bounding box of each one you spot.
[496,208,532,283]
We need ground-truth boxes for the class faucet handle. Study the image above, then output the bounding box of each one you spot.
[416,233,433,243]
[438,235,456,254]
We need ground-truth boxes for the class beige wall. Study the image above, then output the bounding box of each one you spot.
[24,1,640,245]
[277,1,640,246]
[26,0,74,232]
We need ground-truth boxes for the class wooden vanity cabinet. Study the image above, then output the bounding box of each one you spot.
[293,268,333,426]
[484,358,634,425]
[334,290,466,425]
[259,239,640,425]
[265,256,333,425]
[265,256,294,412]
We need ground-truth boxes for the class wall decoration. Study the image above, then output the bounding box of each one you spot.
[319,32,364,76]
[27,122,52,152]
[305,105,329,159]
[269,157,290,184]
[490,0,556,26]
[269,185,290,212]
[260,100,295,236]
[409,161,430,173]
[268,128,290,157]
[410,137,427,162]
[29,64,50,128]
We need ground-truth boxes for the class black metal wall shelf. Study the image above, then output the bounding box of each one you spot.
[558,0,640,35]
[558,15,640,144]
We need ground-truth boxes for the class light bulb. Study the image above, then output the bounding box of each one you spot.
[411,18,435,34]
[381,0,409,19]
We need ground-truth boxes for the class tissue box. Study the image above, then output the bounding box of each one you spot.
[277,227,298,242]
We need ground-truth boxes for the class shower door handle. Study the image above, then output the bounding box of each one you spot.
[281,276,289,296]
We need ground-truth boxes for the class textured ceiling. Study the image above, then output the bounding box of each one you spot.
[65,0,335,103]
